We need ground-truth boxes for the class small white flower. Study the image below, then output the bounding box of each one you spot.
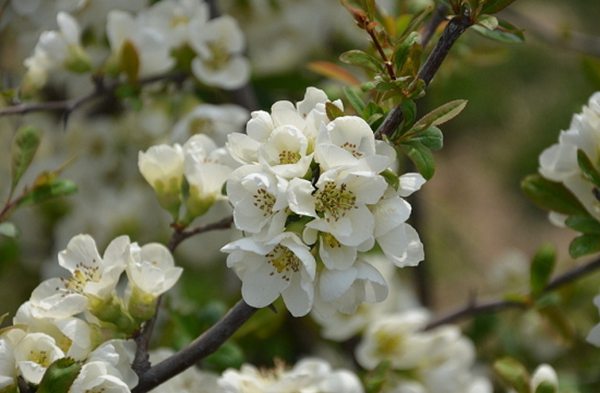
[189,15,250,89]
[141,0,209,48]
[107,10,174,77]
[29,234,130,318]
[258,124,313,179]
[222,232,316,316]
[13,332,65,384]
[127,242,183,299]
[69,361,131,393]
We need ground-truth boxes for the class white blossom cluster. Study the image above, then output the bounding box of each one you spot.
[0,234,181,392]
[355,309,492,393]
[221,87,425,316]
[539,92,600,226]
[23,0,250,90]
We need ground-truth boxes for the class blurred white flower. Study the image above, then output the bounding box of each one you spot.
[141,0,209,48]
[172,104,249,145]
[189,15,250,89]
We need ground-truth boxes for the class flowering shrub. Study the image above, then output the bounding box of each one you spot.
[1,0,600,392]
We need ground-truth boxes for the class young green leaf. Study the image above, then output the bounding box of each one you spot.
[472,19,525,43]
[36,358,81,393]
[325,102,345,121]
[481,0,518,14]
[407,126,444,151]
[0,222,19,238]
[381,169,400,190]
[412,99,468,132]
[394,32,420,73]
[17,179,78,208]
[11,126,41,193]
[565,215,600,234]
[343,86,366,114]
[399,141,435,180]
[477,14,499,30]
[493,357,530,393]
[521,174,588,215]
[569,233,600,258]
[577,149,600,187]
[529,244,556,296]
[340,49,383,73]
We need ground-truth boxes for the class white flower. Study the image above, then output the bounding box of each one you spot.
[226,165,289,238]
[29,234,130,318]
[13,332,65,384]
[257,124,313,179]
[107,10,174,77]
[0,329,20,390]
[86,339,138,389]
[141,0,209,48]
[539,92,600,222]
[127,242,182,307]
[530,364,558,393]
[69,361,131,393]
[189,15,250,89]
[288,166,387,247]
[172,104,249,145]
[183,134,233,218]
[222,232,316,316]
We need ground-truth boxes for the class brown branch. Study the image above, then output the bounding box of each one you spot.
[132,300,257,393]
[367,27,396,80]
[0,73,186,118]
[167,215,234,251]
[420,4,449,48]
[424,255,600,331]
[375,9,473,139]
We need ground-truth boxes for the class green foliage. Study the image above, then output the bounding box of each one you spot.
[577,149,600,187]
[36,358,81,393]
[410,99,468,134]
[381,169,400,190]
[473,19,525,44]
[399,141,436,180]
[493,357,530,393]
[529,244,556,297]
[565,215,600,235]
[203,342,245,372]
[340,49,384,74]
[343,86,366,114]
[17,178,78,208]
[11,126,41,195]
[521,174,587,216]
[325,102,345,121]
[569,234,600,258]
[364,360,392,393]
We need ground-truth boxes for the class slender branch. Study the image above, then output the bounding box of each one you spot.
[367,27,396,80]
[375,10,473,139]
[167,215,234,251]
[502,8,600,58]
[424,255,600,331]
[420,4,449,48]
[132,300,257,393]
[0,73,186,117]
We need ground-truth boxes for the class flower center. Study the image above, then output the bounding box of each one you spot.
[28,349,51,367]
[253,187,276,217]
[315,181,357,222]
[322,232,341,248]
[278,149,301,165]
[61,261,100,294]
[204,41,231,70]
[170,14,189,27]
[374,330,404,357]
[266,245,301,281]
[341,141,363,158]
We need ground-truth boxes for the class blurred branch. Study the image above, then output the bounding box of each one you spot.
[424,254,600,330]
[0,73,186,118]
[375,9,473,139]
[502,8,600,58]
[132,299,257,393]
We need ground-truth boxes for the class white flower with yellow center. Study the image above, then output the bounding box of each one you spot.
[221,233,316,316]
[138,143,185,215]
[539,92,600,224]
[189,15,250,89]
[226,165,289,239]
[13,332,65,384]
[288,166,387,247]
[29,234,130,319]
[183,134,233,218]
[107,10,174,77]
[258,125,313,179]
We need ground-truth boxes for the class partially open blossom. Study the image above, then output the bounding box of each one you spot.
[13,332,65,384]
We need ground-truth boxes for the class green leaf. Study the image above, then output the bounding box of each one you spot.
[577,149,600,187]
[535,381,557,393]
[11,126,41,192]
[472,19,525,43]
[203,341,244,371]
[0,222,19,238]
[398,6,432,41]
[400,141,435,180]
[381,169,399,190]
[394,32,420,72]
[481,0,518,14]
[493,357,530,393]
[343,87,366,114]
[477,14,498,30]
[17,179,78,208]
[569,233,600,258]
[521,174,587,215]
[36,358,81,393]
[565,215,600,234]
[409,126,443,151]
[364,360,392,393]
[339,49,383,73]
[120,39,140,83]
[325,102,345,121]
[412,99,467,132]
[529,244,556,296]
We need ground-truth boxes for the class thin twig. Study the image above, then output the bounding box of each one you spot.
[132,300,257,393]
[167,215,234,251]
[367,27,396,80]
[424,255,600,330]
[0,73,186,117]
[375,9,473,139]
